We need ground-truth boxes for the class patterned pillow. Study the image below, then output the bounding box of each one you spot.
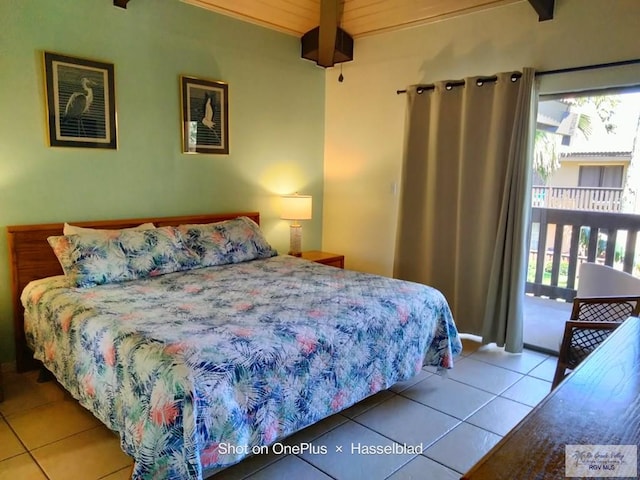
[48,233,129,288]
[177,216,277,267]
[48,226,199,288]
[117,226,199,278]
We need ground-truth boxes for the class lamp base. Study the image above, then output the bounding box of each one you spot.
[288,224,303,256]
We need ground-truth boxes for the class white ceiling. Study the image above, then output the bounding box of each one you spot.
[181,0,525,38]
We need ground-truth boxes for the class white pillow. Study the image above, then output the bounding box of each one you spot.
[63,222,156,236]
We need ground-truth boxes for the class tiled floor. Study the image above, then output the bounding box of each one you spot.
[0,337,555,480]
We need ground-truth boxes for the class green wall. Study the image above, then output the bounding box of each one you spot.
[0,0,325,362]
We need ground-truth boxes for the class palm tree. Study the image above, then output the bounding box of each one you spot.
[533,130,560,183]
[533,95,618,181]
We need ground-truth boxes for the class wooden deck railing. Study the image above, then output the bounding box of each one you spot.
[532,186,623,212]
[526,207,640,301]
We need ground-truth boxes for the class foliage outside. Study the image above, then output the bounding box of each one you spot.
[533,95,621,182]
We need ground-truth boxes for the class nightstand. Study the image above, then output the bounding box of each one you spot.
[301,250,344,269]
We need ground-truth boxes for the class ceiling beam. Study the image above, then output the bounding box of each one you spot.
[317,0,339,67]
[528,0,555,21]
[113,0,130,9]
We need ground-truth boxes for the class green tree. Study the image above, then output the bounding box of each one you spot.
[534,95,620,181]
[533,130,560,182]
[566,95,620,134]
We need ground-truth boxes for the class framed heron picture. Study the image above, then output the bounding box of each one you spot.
[180,75,229,154]
[43,51,117,149]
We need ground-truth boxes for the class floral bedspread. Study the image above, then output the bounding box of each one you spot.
[22,255,461,479]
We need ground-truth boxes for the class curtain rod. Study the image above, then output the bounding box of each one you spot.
[396,58,640,94]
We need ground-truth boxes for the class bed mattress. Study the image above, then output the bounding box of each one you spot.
[22,255,461,479]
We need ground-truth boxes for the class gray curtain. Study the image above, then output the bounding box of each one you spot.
[394,68,536,353]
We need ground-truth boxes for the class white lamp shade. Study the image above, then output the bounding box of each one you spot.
[281,194,312,220]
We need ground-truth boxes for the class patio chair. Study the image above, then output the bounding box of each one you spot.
[551,295,640,389]
[576,262,640,297]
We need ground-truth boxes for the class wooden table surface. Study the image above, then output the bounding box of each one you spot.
[462,316,640,480]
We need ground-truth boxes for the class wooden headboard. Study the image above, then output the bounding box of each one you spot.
[7,211,260,372]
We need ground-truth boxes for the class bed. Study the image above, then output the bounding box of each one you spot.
[7,211,461,480]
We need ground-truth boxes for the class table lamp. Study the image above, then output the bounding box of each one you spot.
[281,193,312,256]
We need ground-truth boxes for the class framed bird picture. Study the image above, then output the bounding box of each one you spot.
[180,75,229,154]
[43,51,117,149]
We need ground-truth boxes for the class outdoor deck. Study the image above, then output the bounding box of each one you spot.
[524,204,640,353]
[523,294,571,354]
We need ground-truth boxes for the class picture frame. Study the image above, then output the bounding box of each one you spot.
[180,75,229,154]
[43,51,117,149]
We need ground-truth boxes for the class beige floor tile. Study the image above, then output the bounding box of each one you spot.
[8,398,102,449]
[32,426,132,480]
[0,453,48,480]
[205,450,282,480]
[209,416,348,480]
[0,373,66,417]
[401,376,494,420]
[468,346,547,374]
[245,455,332,480]
[299,420,415,480]
[387,455,459,480]
[424,422,502,474]
[0,418,26,461]
[527,356,558,382]
[390,369,433,393]
[355,395,460,450]
[339,390,396,419]
[500,376,552,407]
[99,466,134,480]
[466,396,532,436]
[282,413,348,447]
[446,357,523,394]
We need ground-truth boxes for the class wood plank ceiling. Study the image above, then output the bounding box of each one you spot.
[178,0,548,38]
